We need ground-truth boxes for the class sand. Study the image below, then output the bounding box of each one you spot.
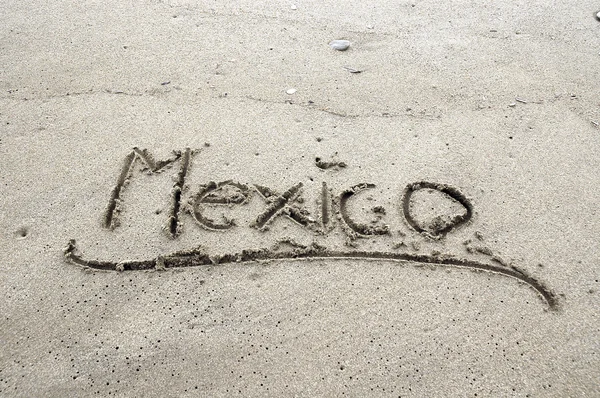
[1,0,600,396]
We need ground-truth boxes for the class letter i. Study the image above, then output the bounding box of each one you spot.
[321,181,333,232]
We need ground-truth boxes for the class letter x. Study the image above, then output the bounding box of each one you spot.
[252,183,314,230]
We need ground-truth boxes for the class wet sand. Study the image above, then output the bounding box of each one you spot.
[1,1,600,396]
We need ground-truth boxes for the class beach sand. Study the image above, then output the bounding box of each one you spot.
[1,1,600,396]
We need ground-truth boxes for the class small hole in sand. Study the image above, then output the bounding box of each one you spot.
[16,227,29,239]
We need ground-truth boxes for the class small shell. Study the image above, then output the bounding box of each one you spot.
[291,4,297,10]
[329,40,351,51]
[286,88,297,95]
[596,11,600,20]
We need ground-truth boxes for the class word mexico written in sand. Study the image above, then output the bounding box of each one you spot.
[64,147,559,311]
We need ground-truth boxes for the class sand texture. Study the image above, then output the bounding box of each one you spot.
[1,0,600,396]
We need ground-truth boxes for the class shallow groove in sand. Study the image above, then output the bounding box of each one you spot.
[64,240,558,310]
[103,151,136,229]
[168,148,191,237]
[402,181,474,237]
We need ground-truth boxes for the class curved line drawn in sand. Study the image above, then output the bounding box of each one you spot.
[63,240,558,310]
[402,181,473,238]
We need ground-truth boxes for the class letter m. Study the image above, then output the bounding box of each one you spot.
[103,147,192,237]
